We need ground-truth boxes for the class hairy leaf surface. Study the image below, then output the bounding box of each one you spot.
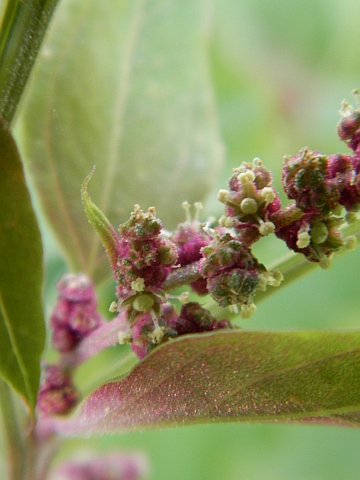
[47,330,360,434]
[0,118,44,412]
[17,0,223,284]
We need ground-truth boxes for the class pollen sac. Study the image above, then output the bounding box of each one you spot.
[218,158,280,244]
[36,364,77,416]
[51,274,103,352]
[282,148,339,216]
[115,205,178,301]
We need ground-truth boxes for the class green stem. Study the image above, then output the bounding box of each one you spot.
[0,378,25,480]
[0,0,59,125]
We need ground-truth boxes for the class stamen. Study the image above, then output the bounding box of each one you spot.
[182,201,192,222]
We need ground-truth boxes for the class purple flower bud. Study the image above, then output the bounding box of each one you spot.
[50,274,103,352]
[200,233,281,317]
[124,303,178,359]
[37,364,77,416]
[337,94,360,154]
[218,159,280,243]
[273,206,345,267]
[327,154,360,211]
[171,204,213,295]
[116,205,178,301]
[282,148,339,216]
[168,302,231,335]
[172,223,211,267]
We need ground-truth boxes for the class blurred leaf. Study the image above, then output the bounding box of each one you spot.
[0,0,60,124]
[47,330,360,435]
[0,117,45,412]
[17,0,223,284]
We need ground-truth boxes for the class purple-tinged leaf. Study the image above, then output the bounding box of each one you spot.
[0,117,45,412]
[44,330,360,435]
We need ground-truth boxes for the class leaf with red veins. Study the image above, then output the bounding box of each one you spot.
[43,330,360,435]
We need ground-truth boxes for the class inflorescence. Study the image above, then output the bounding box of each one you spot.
[37,92,360,417]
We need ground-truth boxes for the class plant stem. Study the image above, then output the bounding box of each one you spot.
[0,0,59,125]
[0,378,25,480]
[163,262,202,291]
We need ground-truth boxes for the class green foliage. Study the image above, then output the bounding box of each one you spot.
[0,117,44,413]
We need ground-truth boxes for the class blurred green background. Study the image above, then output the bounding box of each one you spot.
[28,0,360,478]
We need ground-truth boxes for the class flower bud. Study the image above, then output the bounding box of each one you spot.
[51,274,103,352]
[37,364,77,416]
[282,148,339,216]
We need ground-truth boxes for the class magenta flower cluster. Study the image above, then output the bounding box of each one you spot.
[50,273,103,352]
[38,274,103,416]
[37,364,77,417]
[269,95,360,267]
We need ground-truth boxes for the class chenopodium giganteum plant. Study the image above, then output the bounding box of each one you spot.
[36,91,360,436]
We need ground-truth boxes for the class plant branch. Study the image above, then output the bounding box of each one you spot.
[0,0,59,125]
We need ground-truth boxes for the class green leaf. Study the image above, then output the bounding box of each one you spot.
[81,168,120,272]
[0,117,45,412]
[0,0,60,124]
[47,330,360,435]
[16,0,223,284]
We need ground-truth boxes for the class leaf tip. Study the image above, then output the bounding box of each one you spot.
[81,168,120,272]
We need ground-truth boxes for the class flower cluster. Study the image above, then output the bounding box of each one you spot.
[217,158,281,243]
[79,161,286,359]
[70,93,359,361]
[200,232,281,318]
[50,273,103,352]
[270,92,360,268]
[36,364,77,417]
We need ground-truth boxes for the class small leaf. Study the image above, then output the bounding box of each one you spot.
[0,117,45,412]
[46,330,360,435]
[81,168,120,272]
[17,0,223,284]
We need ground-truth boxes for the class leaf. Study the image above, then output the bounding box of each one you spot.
[16,0,223,284]
[81,168,120,272]
[0,117,45,412]
[0,0,60,124]
[45,330,360,435]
